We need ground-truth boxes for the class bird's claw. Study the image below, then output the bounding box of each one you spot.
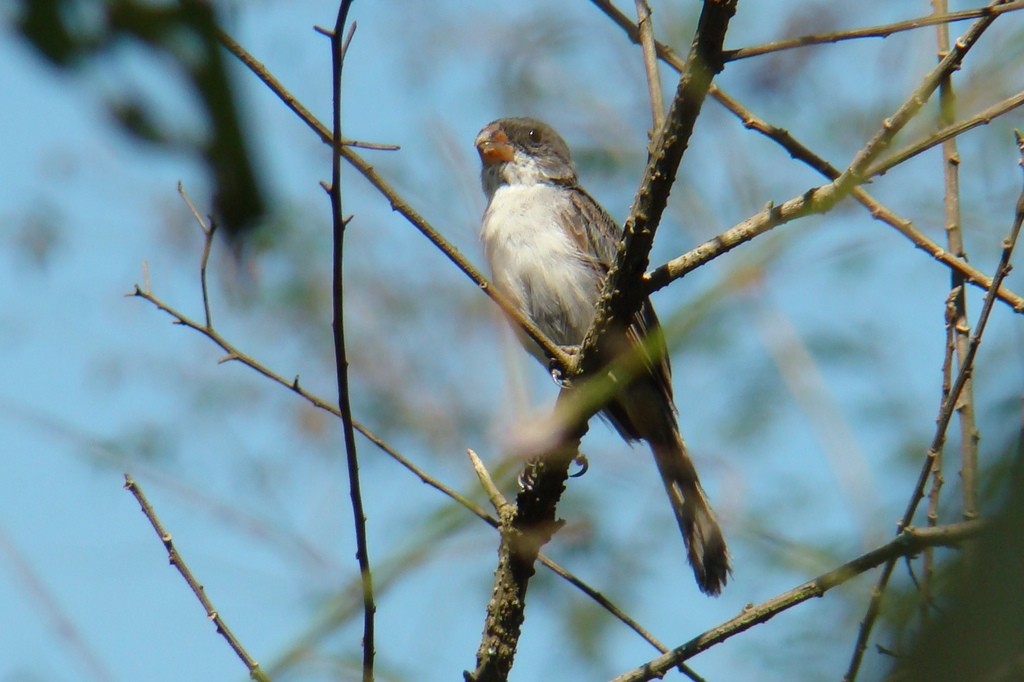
[518,466,536,492]
[569,453,589,478]
[549,345,580,387]
[518,453,588,490]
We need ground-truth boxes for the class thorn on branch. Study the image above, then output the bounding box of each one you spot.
[341,22,357,61]
[467,449,509,514]
[346,139,400,151]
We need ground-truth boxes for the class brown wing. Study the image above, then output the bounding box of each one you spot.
[560,186,677,442]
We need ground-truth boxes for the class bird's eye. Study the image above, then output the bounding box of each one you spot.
[528,128,541,143]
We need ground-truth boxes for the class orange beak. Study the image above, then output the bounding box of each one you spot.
[475,124,515,165]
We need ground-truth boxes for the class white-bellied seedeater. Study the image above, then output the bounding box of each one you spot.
[475,117,730,595]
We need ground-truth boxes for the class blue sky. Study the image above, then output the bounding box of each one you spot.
[1,2,1023,681]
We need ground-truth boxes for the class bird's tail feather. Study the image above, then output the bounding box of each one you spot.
[650,434,731,596]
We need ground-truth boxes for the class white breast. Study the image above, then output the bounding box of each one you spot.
[481,183,601,347]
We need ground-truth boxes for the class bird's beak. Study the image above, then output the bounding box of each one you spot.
[475,124,515,166]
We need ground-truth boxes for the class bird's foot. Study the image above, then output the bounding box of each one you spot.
[549,345,580,387]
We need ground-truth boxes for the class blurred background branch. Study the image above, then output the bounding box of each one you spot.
[3,1,1023,680]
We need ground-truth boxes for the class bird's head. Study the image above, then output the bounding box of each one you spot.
[475,117,577,195]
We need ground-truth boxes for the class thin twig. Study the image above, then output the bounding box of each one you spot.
[933,0,982,563]
[123,474,271,682]
[843,127,1024,682]
[177,182,217,328]
[589,0,1024,312]
[344,138,400,151]
[325,3,375,680]
[840,1,1009,193]
[923,0,960,620]
[867,90,1024,177]
[708,86,1024,310]
[610,522,987,682]
[924,292,957,615]
[467,449,510,514]
[634,0,665,134]
[723,1,1024,61]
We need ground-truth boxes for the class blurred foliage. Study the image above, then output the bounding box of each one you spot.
[13,0,266,241]
[885,441,1024,681]
[5,204,64,269]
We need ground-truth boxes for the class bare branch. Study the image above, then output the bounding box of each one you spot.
[177,182,217,328]
[838,1,1009,192]
[591,0,1024,312]
[723,1,1024,61]
[923,0,962,616]
[124,474,271,682]
[131,266,669,665]
[844,127,1024,681]
[325,2,375,680]
[466,390,582,682]
[931,0,981,558]
[867,90,1024,177]
[581,0,737,375]
[634,0,665,133]
[611,522,987,682]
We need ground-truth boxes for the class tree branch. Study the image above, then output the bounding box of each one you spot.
[611,522,987,682]
[580,0,738,372]
[132,210,681,673]
[866,89,1024,177]
[133,276,676,660]
[723,1,1024,61]
[635,0,665,134]
[932,0,981,568]
[590,0,1024,312]
[323,3,375,680]
[843,127,1024,681]
[213,28,572,373]
[124,474,271,682]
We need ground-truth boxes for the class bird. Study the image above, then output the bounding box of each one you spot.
[474,116,730,595]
